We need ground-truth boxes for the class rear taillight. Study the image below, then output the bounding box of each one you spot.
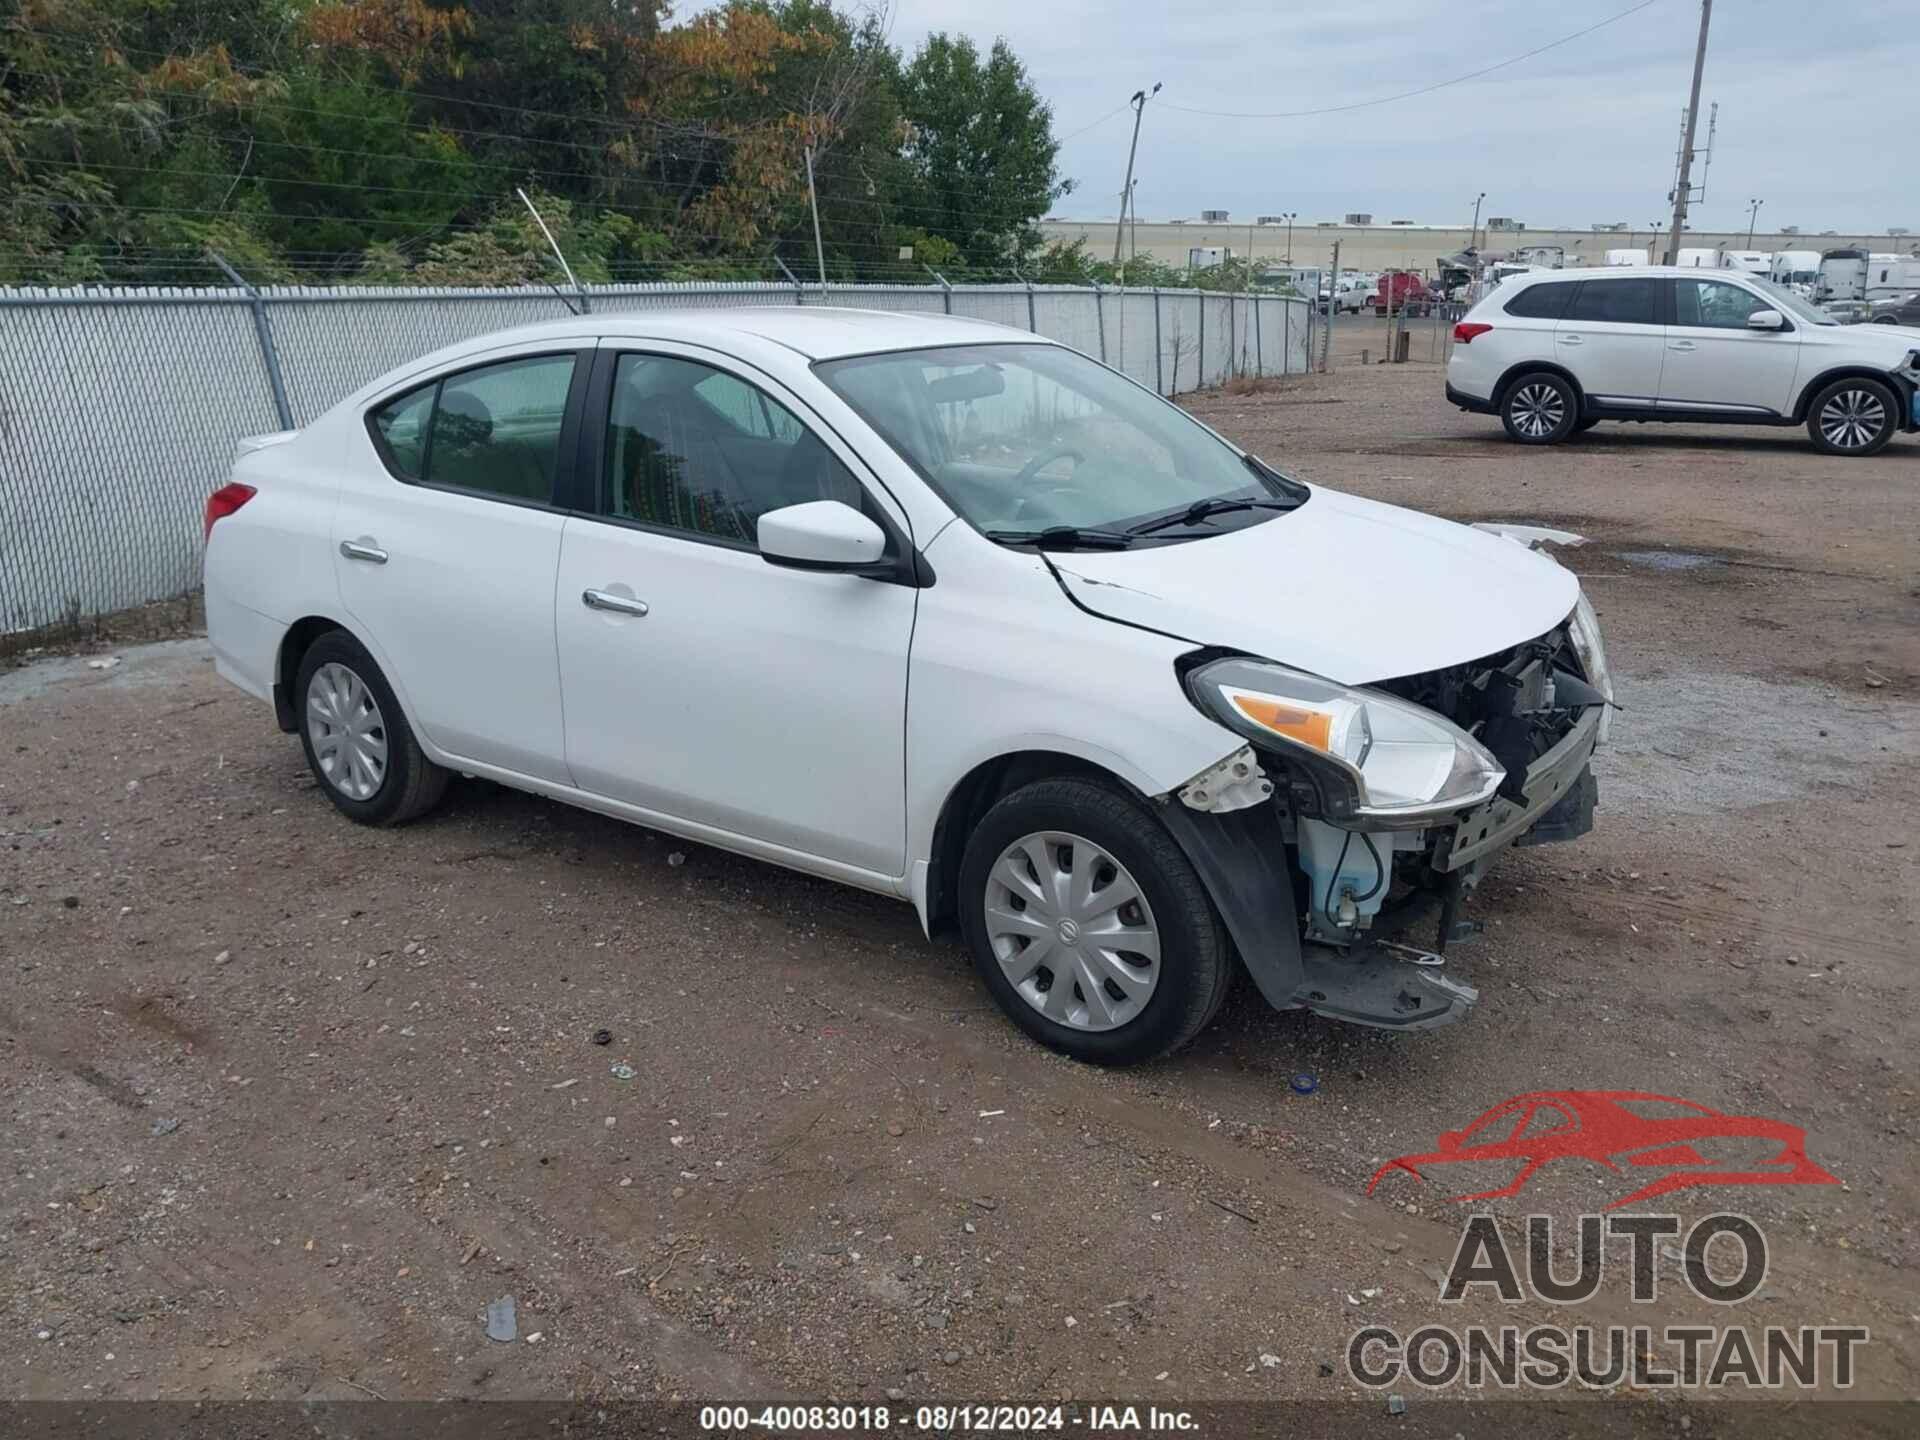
[1453,322,1493,344]
[203,482,257,541]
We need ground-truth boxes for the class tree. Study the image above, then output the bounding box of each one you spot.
[897,34,1067,270]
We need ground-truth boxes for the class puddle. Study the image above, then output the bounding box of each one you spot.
[1614,549,1724,573]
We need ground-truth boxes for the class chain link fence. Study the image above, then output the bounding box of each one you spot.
[0,279,1311,637]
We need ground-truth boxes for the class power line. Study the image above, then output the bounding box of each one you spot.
[1155,0,1664,119]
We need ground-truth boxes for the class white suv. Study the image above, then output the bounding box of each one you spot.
[1446,265,1920,456]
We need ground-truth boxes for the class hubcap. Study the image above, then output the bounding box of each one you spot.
[1819,388,1886,450]
[306,662,388,801]
[1510,382,1565,438]
[983,831,1161,1033]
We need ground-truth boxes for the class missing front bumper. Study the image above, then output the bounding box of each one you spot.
[1290,943,1479,1030]
[1434,706,1602,873]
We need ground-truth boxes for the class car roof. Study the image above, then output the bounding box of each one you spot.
[1506,265,1767,284]
[438,306,1049,362]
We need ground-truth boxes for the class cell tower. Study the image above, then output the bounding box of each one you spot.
[1669,101,1718,212]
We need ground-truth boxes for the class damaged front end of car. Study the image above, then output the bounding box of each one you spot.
[1159,596,1612,1033]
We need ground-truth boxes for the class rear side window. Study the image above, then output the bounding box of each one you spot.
[1564,278,1661,326]
[367,354,577,503]
[371,384,433,479]
[1502,282,1575,320]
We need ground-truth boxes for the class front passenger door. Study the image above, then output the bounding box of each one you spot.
[553,349,917,878]
[1657,277,1802,416]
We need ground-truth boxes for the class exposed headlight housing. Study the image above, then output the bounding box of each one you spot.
[1184,656,1504,826]
[1566,590,1614,744]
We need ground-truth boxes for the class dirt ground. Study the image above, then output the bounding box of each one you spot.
[4,350,1917,1430]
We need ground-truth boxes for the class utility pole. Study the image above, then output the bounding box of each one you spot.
[1745,196,1763,248]
[1665,0,1713,265]
[804,144,828,287]
[1112,83,1161,264]
[1469,191,1487,252]
[1283,211,1297,265]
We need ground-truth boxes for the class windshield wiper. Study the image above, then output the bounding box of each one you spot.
[984,525,1135,551]
[1128,495,1296,536]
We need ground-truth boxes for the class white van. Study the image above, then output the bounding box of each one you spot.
[1718,250,1770,275]
[1675,247,1721,269]
[1603,248,1646,267]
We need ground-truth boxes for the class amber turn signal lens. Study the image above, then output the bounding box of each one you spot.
[1228,692,1333,751]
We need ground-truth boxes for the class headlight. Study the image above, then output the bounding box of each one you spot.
[1185,657,1504,825]
[1567,591,1614,744]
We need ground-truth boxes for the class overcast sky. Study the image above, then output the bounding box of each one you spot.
[871,0,1914,235]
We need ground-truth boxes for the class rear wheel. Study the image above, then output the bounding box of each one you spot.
[1806,377,1898,456]
[295,630,449,825]
[1500,371,1578,445]
[958,778,1229,1065]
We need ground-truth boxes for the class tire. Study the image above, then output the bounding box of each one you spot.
[1805,376,1899,456]
[1500,371,1578,445]
[294,629,449,826]
[957,777,1230,1066]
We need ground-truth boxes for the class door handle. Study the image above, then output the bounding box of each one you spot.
[339,540,389,564]
[583,588,649,618]
[1557,334,1583,345]
[1668,341,1698,351]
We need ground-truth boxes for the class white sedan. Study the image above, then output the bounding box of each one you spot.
[204,309,1612,1064]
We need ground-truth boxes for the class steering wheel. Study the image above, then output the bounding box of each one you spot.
[1011,445,1085,488]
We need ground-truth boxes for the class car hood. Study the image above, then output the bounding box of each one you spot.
[1048,487,1580,685]
[1822,323,1920,352]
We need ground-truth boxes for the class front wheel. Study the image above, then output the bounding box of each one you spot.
[957,778,1230,1065]
[1500,371,1578,445]
[1806,377,1899,456]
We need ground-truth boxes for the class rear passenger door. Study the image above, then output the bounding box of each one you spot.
[336,344,590,784]
[1554,277,1667,409]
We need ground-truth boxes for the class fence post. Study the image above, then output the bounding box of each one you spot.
[924,264,953,314]
[1091,280,1107,363]
[1322,242,1341,373]
[1197,293,1206,390]
[207,250,294,430]
[1152,289,1164,394]
[1254,294,1263,378]
[1014,269,1037,332]
[776,256,806,305]
[1282,294,1291,377]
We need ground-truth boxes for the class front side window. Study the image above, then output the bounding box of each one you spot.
[368,353,576,502]
[604,354,865,544]
[1563,278,1661,326]
[816,343,1306,539]
[1674,279,1776,330]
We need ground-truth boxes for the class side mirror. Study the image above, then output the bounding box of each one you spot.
[1747,308,1787,331]
[757,500,887,573]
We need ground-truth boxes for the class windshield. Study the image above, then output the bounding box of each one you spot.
[1750,277,1837,326]
[815,343,1306,540]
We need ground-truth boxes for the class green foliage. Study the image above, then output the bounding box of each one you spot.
[897,34,1068,270]
[0,0,1072,286]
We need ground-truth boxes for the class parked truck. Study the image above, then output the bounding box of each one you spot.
[1770,250,1822,293]
[1372,270,1433,316]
